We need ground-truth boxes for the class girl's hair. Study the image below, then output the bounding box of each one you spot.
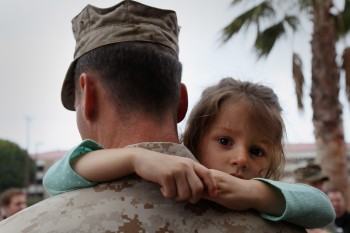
[183,77,286,180]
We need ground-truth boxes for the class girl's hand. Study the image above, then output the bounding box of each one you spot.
[203,169,285,216]
[203,169,255,210]
[133,150,217,204]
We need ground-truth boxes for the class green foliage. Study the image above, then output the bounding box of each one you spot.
[0,139,35,192]
[334,0,350,37]
[297,0,312,10]
[293,53,305,109]
[223,1,303,57]
[284,15,299,31]
[223,0,350,57]
[254,15,299,58]
[222,1,275,42]
[254,20,285,58]
[222,0,350,108]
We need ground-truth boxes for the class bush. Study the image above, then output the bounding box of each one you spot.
[0,139,35,192]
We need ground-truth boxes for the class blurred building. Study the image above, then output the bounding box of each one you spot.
[27,150,67,200]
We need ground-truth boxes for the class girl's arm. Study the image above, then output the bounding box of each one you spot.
[71,147,217,203]
[43,140,216,200]
[204,169,335,229]
[43,140,103,196]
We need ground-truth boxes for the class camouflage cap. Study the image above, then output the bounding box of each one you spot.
[293,164,329,183]
[61,0,180,110]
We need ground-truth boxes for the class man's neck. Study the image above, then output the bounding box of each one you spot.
[94,115,179,148]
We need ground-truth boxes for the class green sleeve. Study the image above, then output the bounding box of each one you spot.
[254,178,335,228]
[43,139,103,196]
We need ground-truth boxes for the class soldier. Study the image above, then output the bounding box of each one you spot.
[0,1,305,232]
[294,164,337,233]
[294,164,329,191]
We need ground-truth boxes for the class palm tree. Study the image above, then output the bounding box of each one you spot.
[222,0,350,196]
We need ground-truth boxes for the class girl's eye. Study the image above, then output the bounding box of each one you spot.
[217,137,233,146]
[249,147,265,157]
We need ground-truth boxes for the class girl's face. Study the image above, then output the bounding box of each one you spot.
[197,99,272,180]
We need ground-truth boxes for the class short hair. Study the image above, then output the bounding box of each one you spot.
[74,42,182,122]
[0,188,24,206]
[183,78,285,180]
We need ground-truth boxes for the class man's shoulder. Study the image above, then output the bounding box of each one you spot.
[0,176,306,233]
[127,142,198,160]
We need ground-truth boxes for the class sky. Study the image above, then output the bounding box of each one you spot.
[0,0,349,154]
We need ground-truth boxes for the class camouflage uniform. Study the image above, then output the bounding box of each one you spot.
[0,142,306,232]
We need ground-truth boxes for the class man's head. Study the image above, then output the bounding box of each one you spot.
[327,189,347,218]
[0,188,27,217]
[61,1,188,143]
[293,164,329,190]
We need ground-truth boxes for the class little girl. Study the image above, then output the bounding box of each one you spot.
[44,77,335,229]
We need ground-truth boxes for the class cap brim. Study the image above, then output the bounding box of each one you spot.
[61,61,76,111]
[302,174,329,183]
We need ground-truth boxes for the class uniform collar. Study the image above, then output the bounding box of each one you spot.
[126,142,198,162]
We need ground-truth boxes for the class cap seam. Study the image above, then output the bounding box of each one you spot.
[126,0,130,22]
[86,6,91,32]
[77,23,176,41]
[76,38,177,59]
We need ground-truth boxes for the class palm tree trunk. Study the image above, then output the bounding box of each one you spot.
[311,0,348,199]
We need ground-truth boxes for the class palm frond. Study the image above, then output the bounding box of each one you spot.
[254,21,285,58]
[230,0,272,7]
[230,0,244,7]
[292,53,305,109]
[296,0,313,10]
[284,15,300,32]
[335,0,350,37]
[342,47,350,103]
[222,1,275,42]
[253,14,298,58]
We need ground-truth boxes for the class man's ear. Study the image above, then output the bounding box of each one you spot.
[177,83,188,123]
[79,73,97,121]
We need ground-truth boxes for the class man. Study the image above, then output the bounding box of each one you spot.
[294,164,329,191]
[0,1,305,232]
[327,189,350,233]
[0,188,27,220]
[294,165,336,233]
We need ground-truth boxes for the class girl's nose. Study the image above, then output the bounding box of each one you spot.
[230,149,249,169]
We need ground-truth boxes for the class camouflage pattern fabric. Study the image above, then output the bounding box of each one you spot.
[0,142,306,233]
